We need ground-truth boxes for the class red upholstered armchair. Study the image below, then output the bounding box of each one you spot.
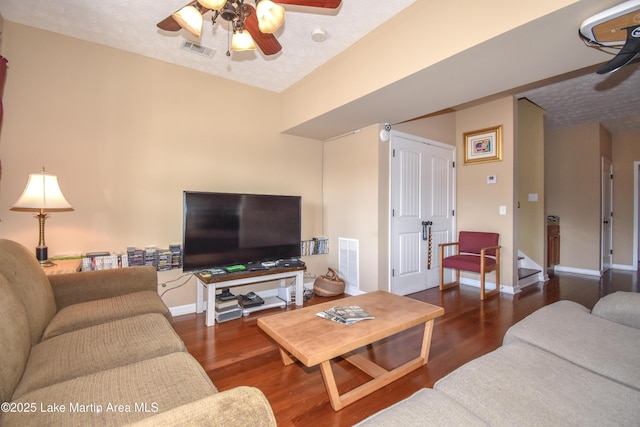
[439,231,500,300]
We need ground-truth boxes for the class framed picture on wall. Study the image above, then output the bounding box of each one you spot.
[463,125,502,165]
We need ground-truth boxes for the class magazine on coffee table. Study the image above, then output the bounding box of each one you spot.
[316,305,375,326]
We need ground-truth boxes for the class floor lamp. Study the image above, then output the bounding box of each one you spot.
[11,168,73,267]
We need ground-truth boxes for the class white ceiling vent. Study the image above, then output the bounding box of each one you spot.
[181,41,215,58]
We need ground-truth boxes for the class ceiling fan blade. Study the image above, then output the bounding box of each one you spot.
[157,15,182,32]
[244,5,282,55]
[275,0,341,8]
[156,1,203,32]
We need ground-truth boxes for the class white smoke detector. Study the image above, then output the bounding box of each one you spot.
[311,28,327,42]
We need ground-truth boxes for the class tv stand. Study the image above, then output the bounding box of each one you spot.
[195,266,305,327]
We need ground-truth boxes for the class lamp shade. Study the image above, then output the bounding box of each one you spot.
[231,31,257,51]
[11,171,73,212]
[172,5,203,38]
[257,0,285,33]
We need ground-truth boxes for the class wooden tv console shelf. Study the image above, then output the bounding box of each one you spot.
[195,266,306,327]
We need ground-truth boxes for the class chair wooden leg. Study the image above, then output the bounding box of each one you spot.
[480,270,500,300]
[440,268,460,291]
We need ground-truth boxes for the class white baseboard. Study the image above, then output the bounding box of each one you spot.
[458,277,523,295]
[169,304,196,317]
[553,265,602,276]
[499,284,519,295]
[612,263,636,271]
[345,285,365,296]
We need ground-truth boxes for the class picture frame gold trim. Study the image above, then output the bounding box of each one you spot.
[463,125,503,165]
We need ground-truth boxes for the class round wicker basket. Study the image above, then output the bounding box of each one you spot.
[313,268,345,297]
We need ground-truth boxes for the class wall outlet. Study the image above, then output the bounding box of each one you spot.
[487,175,497,184]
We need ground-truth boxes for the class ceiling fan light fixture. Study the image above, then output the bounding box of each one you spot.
[231,30,257,51]
[197,0,227,10]
[172,5,203,38]
[256,0,285,34]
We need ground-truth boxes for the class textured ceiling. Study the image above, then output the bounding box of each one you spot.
[519,60,640,134]
[1,0,638,136]
[0,0,416,93]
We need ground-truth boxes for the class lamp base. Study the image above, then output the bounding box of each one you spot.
[39,259,57,268]
[36,246,55,267]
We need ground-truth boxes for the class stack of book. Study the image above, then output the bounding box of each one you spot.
[169,244,182,269]
[215,290,240,313]
[214,290,242,322]
[156,248,173,271]
[316,305,375,326]
[300,237,329,256]
[82,252,119,271]
[127,247,145,267]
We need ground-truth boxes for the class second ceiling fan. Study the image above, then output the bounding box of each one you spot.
[157,0,342,56]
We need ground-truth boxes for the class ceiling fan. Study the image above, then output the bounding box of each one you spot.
[157,0,342,56]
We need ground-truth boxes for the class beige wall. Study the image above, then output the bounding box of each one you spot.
[323,125,386,293]
[612,129,640,267]
[545,123,610,272]
[456,97,517,290]
[0,22,325,309]
[281,0,579,132]
[393,113,456,147]
[517,99,546,268]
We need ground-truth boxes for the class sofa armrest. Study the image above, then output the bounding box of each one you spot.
[592,291,640,329]
[48,266,158,310]
[126,387,276,427]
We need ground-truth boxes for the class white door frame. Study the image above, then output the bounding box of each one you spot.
[601,157,613,272]
[634,161,640,270]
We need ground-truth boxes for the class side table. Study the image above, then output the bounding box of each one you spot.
[43,259,82,275]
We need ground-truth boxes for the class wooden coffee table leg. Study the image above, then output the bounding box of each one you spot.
[420,318,435,363]
[278,347,296,366]
[319,361,343,411]
[318,320,437,411]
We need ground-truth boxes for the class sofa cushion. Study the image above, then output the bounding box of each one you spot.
[592,291,640,329]
[0,239,57,344]
[13,313,184,399]
[0,275,32,403]
[435,342,640,426]
[48,266,161,311]
[503,300,640,390]
[354,388,487,426]
[128,387,277,427]
[3,352,218,426]
[442,254,496,273]
[42,290,172,340]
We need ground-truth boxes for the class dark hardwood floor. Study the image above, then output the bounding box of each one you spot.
[172,269,639,426]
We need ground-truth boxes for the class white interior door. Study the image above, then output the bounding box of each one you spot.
[390,131,455,295]
[601,157,613,272]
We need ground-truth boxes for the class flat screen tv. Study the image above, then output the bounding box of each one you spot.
[182,191,302,271]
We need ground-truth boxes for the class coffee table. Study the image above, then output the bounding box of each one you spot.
[257,291,444,410]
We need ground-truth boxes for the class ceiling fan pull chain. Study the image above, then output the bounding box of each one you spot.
[226,21,231,56]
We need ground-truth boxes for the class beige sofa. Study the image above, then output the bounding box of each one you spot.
[357,291,640,426]
[0,239,276,426]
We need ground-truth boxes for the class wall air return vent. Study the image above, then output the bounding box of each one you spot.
[339,238,359,292]
[181,41,215,58]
